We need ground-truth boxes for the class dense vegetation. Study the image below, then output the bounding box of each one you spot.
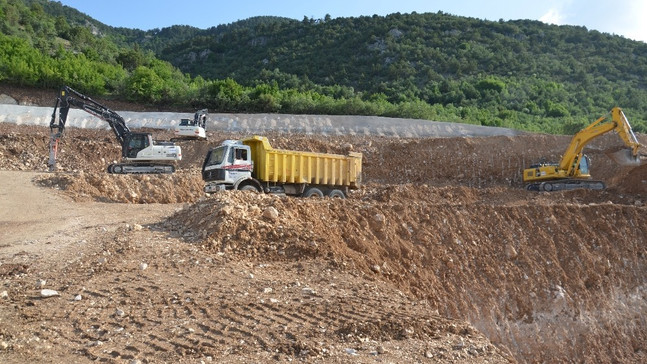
[1,0,647,134]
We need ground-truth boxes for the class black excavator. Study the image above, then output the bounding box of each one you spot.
[48,86,182,174]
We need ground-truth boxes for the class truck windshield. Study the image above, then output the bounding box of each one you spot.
[206,146,227,166]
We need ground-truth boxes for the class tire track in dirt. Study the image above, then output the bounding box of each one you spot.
[53,242,501,363]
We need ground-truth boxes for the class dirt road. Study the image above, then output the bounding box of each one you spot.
[0,170,180,262]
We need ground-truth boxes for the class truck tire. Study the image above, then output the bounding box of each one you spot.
[303,187,324,198]
[327,189,345,199]
[239,185,259,193]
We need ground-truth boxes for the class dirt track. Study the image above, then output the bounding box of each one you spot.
[1,105,647,363]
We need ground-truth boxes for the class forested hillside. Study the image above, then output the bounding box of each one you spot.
[1,0,647,133]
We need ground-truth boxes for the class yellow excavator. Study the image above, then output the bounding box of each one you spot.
[523,107,642,191]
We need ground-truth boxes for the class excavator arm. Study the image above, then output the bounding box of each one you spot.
[194,109,208,128]
[48,86,132,171]
[49,86,131,145]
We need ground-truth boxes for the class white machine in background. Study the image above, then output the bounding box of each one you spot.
[173,109,208,141]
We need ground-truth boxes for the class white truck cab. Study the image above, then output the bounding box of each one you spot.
[202,140,253,192]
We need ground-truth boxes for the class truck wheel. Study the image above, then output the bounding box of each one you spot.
[303,187,324,198]
[239,185,259,193]
[327,189,345,199]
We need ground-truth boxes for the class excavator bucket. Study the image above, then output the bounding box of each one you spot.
[607,148,642,166]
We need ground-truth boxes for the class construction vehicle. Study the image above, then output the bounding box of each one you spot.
[173,109,208,141]
[202,135,362,198]
[48,86,182,174]
[523,107,641,191]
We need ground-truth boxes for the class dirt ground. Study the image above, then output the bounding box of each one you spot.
[1,88,647,363]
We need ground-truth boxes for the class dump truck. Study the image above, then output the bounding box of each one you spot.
[202,136,362,198]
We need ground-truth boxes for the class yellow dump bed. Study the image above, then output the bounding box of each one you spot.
[242,136,362,189]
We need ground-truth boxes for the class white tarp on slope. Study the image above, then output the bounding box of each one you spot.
[0,103,524,138]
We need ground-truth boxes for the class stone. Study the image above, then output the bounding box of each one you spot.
[0,94,18,105]
[262,207,279,221]
[40,289,60,297]
[505,245,518,259]
[344,348,358,356]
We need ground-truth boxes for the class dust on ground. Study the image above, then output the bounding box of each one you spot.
[1,105,647,363]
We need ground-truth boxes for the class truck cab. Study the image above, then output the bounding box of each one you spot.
[202,140,254,192]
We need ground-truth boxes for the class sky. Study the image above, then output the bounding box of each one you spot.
[56,0,647,43]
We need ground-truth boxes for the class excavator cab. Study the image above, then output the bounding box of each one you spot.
[124,133,150,158]
[576,155,591,176]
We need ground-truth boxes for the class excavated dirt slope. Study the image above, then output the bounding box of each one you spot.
[1,98,647,363]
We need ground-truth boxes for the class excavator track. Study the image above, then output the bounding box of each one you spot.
[526,179,605,192]
[107,164,175,174]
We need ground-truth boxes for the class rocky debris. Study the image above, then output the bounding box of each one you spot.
[0,119,646,364]
[33,170,204,203]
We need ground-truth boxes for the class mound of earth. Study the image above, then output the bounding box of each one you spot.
[1,105,647,363]
[34,171,204,204]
